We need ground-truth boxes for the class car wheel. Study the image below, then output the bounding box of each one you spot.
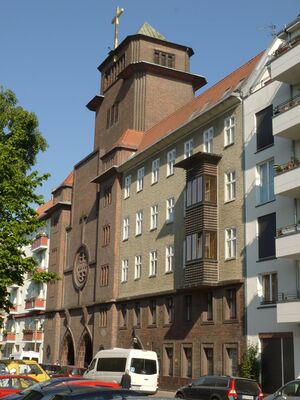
[176,393,184,398]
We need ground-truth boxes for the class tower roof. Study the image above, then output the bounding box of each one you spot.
[136,22,167,41]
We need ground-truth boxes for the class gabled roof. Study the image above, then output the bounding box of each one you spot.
[62,171,74,186]
[101,129,144,160]
[135,52,264,154]
[136,22,167,41]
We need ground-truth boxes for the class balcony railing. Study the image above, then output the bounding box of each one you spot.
[277,223,300,237]
[31,235,48,252]
[25,297,45,310]
[22,329,43,341]
[273,94,300,116]
[278,291,300,302]
[3,332,16,341]
[9,305,18,313]
[272,35,300,59]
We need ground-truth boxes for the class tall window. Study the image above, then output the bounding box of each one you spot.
[104,185,112,206]
[262,273,278,304]
[165,297,174,324]
[137,167,144,192]
[164,346,174,376]
[165,245,174,273]
[99,308,107,327]
[167,149,176,176]
[202,346,214,375]
[225,171,236,202]
[134,255,142,280]
[121,259,128,283]
[186,177,203,207]
[224,116,235,146]
[100,265,109,287]
[103,225,110,246]
[166,197,175,223]
[120,303,127,327]
[225,228,236,259]
[204,232,217,259]
[151,158,160,184]
[258,213,276,260]
[184,139,193,159]
[204,175,217,202]
[182,346,192,378]
[123,217,129,240]
[149,251,157,276]
[257,159,274,204]
[225,289,237,320]
[124,175,131,199]
[256,105,273,151]
[186,233,203,261]
[134,302,141,326]
[185,295,192,322]
[224,345,238,375]
[203,127,214,153]
[150,205,158,230]
[149,299,157,325]
[136,211,143,236]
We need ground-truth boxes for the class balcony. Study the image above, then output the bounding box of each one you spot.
[277,291,300,323]
[184,259,218,287]
[25,297,45,311]
[276,224,300,259]
[274,160,300,198]
[270,38,300,84]
[273,96,300,139]
[22,329,43,342]
[9,305,18,314]
[2,332,16,342]
[31,235,48,252]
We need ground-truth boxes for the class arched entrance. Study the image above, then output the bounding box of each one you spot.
[77,331,93,367]
[61,332,75,365]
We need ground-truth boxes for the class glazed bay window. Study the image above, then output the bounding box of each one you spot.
[184,139,193,159]
[225,228,236,259]
[165,245,174,273]
[262,272,278,304]
[203,127,214,153]
[123,217,129,240]
[135,211,143,236]
[124,175,131,199]
[225,171,236,202]
[204,175,217,202]
[137,167,144,192]
[186,233,202,261]
[224,116,235,146]
[150,204,158,230]
[186,176,202,207]
[167,148,176,176]
[121,259,128,283]
[166,197,175,223]
[151,158,160,184]
[256,159,274,204]
[204,231,217,259]
[134,255,142,280]
[149,251,157,277]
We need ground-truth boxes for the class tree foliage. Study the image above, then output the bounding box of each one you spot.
[0,87,51,310]
[239,344,260,381]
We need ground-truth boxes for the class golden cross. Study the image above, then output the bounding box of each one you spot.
[111,6,124,49]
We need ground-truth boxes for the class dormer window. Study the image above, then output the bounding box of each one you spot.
[153,50,175,68]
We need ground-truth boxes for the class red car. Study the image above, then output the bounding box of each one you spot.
[0,374,37,398]
[57,379,120,389]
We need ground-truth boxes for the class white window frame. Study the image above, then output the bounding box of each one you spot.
[149,250,158,277]
[256,159,274,205]
[261,272,278,303]
[184,139,193,159]
[165,245,174,273]
[225,171,236,202]
[224,116,235,147]
[167,149,176,176]
[121,259,128,282]
[151,158,160,184]
[166,197,175,223]
[150,204,158,230]
[186,177,203,207]
[203,127,214,153]
[123,217,129,241]
[134,255,142,280]
[135,211,143,236]
[225,227,236,259]
[137,167,144,192]
[124,175,131,199]
[186,233,203,261]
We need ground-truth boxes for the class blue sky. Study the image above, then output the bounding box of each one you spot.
[1,1,299,201]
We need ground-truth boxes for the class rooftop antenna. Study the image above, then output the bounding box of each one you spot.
[111,6,124,50]
[260,23,277,38]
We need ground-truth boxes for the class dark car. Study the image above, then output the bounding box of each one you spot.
[51,388,147,400]
[264,379,300,400]
[175,375,263,400]
[40,364,86,378]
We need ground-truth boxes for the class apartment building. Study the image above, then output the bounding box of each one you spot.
[244,15,300,393]
[0,201,52,361]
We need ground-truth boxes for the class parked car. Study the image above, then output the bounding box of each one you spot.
[0,360,49,382]
[56,379,120,389]
[264,379,300,400]
[0,375,37,398]
[175,375,263,400]
[50,387,147,400]
[40,364,86,378]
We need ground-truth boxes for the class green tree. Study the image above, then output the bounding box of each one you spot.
[239,344,260,381]
[0,87,52,310]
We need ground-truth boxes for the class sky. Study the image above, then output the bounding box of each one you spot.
[1,1,299,201]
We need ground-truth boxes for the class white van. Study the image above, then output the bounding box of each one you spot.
[9,350,40,362]
[84,348,159,394]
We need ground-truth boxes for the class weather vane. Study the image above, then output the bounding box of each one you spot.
[111,6,124,49]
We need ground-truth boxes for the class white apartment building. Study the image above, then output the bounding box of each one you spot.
[244,16,300,393]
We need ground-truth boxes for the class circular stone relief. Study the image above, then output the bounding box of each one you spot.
[73,248,89,289]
